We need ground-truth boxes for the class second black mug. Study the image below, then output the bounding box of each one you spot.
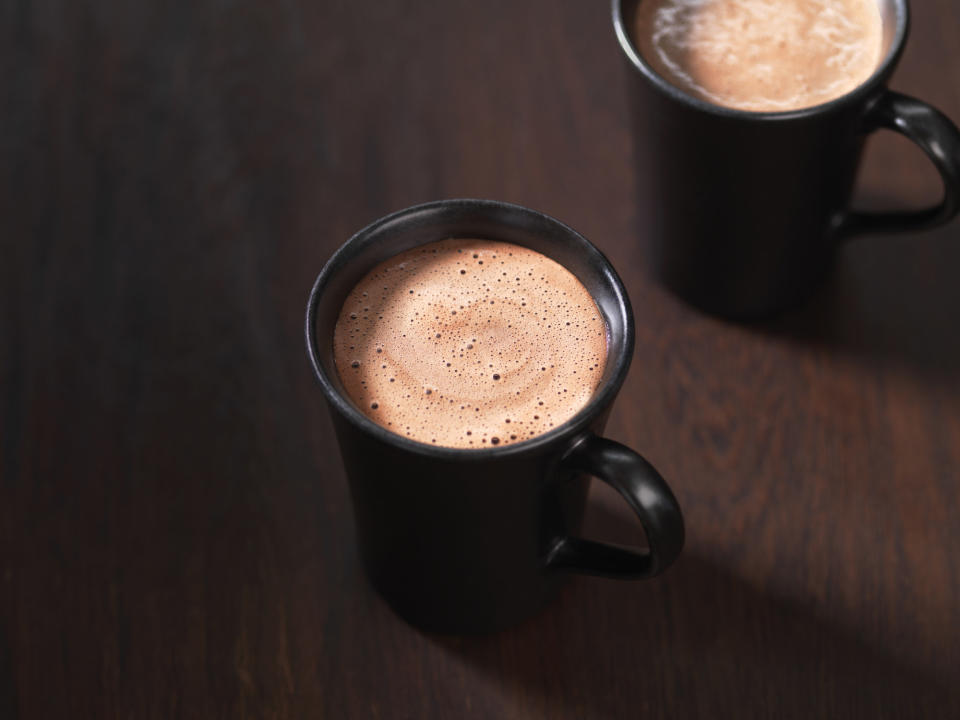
[614,0,960,319]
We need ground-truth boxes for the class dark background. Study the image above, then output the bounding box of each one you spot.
[2,1,959,717]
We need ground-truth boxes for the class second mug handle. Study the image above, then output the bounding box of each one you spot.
[544,434,684,578]
[839,89,960,237]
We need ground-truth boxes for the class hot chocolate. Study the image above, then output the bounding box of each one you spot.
[634,0,883,112]
[333,239,608,449]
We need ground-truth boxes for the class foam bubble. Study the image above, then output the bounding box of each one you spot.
[333,238,608,449]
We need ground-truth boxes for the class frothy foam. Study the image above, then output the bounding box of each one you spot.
[635,0,883,112]
[333,239,608,449]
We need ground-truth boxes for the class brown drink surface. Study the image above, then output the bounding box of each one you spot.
[634,0,883,112]
[333,239,608,449]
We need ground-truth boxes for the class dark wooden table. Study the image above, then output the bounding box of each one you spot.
[3,1,959,717]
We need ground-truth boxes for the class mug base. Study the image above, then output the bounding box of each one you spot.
[368,571,567,635]
[655,255,836,322]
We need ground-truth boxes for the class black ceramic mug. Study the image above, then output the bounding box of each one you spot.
[614,0,960,319]
[305,199,684,633]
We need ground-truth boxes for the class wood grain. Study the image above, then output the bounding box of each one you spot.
[2,0,959,717]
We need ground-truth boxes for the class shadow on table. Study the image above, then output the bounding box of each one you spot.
[432,499,957,718]
[426,200,960,718]
[759,210,960,380]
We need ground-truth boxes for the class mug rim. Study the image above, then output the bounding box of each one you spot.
[305,198,636,461]
[612,0,909,121]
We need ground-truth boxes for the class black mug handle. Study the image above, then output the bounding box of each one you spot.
[839,89,960,237]
[545,434,684,578]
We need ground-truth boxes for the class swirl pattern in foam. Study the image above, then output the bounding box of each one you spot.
[635,0,883,112]
[333,239,608,449]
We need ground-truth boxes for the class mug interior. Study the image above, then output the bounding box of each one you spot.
[614,0,907,117]
[306,199,634,456]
